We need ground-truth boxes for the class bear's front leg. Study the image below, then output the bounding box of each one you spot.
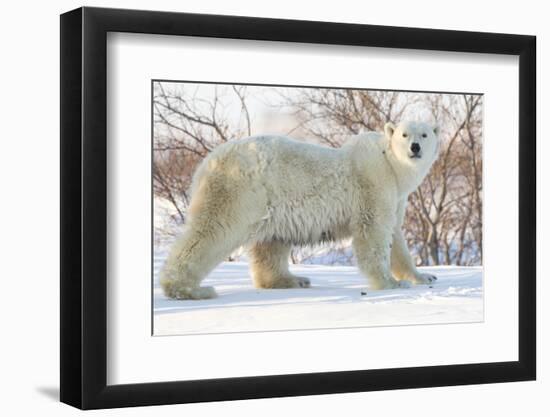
[352,222,411,290]
[390,201,437,286]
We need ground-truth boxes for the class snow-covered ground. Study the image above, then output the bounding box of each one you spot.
[153,251,483,336]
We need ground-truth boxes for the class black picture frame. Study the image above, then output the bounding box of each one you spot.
[60,6,536,410]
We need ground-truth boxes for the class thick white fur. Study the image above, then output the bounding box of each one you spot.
[160,121,440,299]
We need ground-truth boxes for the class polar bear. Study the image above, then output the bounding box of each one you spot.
[160,121,440,299]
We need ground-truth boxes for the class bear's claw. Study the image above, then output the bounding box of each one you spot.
[413,273,437,285]
[296,277,311,288]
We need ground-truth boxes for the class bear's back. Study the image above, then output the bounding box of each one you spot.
[196,135,345,180]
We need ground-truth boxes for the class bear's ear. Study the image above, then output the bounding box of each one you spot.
[384,122,396,138]
[433,125,440,136]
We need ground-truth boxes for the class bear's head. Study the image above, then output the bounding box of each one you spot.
[382,121,440,194]
[384,121,440,169]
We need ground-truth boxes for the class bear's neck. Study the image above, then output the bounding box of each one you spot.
[384,150,431,197]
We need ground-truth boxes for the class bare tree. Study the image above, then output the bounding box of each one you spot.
[153,82,253,240]
[404,94,483,266]
[279,88,409,147]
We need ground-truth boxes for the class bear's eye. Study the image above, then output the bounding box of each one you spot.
[422,133,427,138]
[402,133,408,138]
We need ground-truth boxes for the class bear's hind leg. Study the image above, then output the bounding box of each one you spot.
[160,224,229,300]
[160,172,267,299]
[160,209,254,300]
[249,241,311,289]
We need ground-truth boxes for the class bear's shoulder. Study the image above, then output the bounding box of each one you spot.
[342,131,388,161]
[342,131,385,149]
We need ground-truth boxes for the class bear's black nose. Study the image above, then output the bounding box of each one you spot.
[410,142,421,154]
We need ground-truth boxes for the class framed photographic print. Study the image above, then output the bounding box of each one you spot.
[60,6,536,410]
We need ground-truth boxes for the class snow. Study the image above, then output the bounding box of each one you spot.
[153,252,483,336]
